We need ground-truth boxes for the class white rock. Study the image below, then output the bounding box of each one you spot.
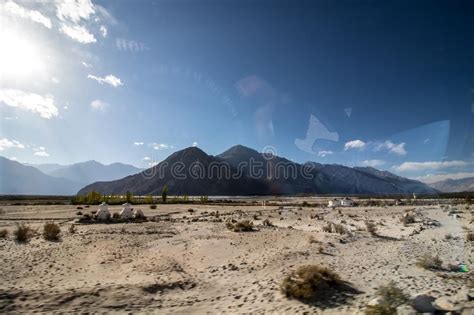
[120,203,133,219]
[433,296,460,312]
[96,202,110,220]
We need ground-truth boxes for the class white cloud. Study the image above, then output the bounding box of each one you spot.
[87,74,123,87]
[0,89,59,119]
[133,142,144,146]
[60,24,96,44]
[0,138,25,151]
[317,150,333,157]
[375,140,407,156]
[414,172,474,184]
[51,77,60,84]
[115,38,147,52]
[55,0,95,23]
[81,61,92,68]
[34,150,49,157]
[99,25,107,37]
[344,140,366,150]
[90,99,109,112]
[192,141,198,147]
[149,143,170,150]
[143,157,151,161]
[362,159,385,167]
[395,160,470,172]
[1,1,52,29]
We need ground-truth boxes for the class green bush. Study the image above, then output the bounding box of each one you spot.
[281,265,342,301]
[43,222,61,241]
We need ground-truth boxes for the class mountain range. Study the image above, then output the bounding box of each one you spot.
[78,145,438,196]
[428,177,474,193]
[1,157,140,195]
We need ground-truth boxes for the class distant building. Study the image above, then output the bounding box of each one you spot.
[340,197,354,207]
[96,202,110,220]
[328,198,354,207]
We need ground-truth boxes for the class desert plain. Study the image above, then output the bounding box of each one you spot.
[0,197,472,314]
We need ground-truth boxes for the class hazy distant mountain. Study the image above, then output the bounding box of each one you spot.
[45,160,140,185]
[25,163,66,174]
[0,157,81,195]
[78,145,437,196]
[429,177,474,192]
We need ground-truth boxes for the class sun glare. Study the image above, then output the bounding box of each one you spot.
[0,30,46,81]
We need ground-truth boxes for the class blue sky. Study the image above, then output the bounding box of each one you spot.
[0,0,473,183]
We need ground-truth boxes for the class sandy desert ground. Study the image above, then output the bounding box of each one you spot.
[0,198,472,314]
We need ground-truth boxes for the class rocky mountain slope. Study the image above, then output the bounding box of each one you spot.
[78,145,437,196]
[429,177,474,192]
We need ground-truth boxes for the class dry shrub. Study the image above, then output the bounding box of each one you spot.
[226,220,254,232]
[323,222,347,234]
[149,204,157,209]
[365,281,409,315]
[0,229,8,238]
[281,265,342,301]
[69,224,77,234]
[263,219,274,227]
[43,222,61,241]
[365,221,378,235]
[14,224,34,243]
[400,213,416,226]
[308,235,320,244]
[467,232,474,242]
[417,254,443,270]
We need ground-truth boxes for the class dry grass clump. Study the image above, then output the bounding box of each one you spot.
[467,232,474,242]
[69,224,77,234]
[281,265,342,301]
[149,204,157,209]
[365,281,409,315]
[0,228,8,238]
[417,253,443,271]
[43,222,61,241]
[400,213,416,226]
[308,235,320,244]
[226,220,254,232]
[365,221,378,235]
[14,224,34,243]
[262,218,274,227]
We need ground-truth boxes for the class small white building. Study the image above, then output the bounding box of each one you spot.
[133,209,145,219]
[328,199,341,207]
[328,198,354,207]
[120,203,133,219]
[340,198,354,207]
[96,202,110,220]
